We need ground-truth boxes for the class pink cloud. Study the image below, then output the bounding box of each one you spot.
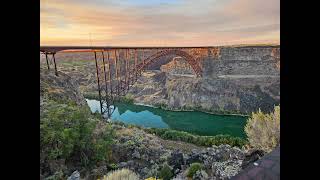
[40,0,280,46]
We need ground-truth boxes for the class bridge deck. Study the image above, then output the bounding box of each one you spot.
[40,45,280,53]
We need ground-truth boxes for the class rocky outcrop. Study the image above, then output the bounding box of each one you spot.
[111,125,253,179]
[111,125,171,178]
[128,71,168,106]
[67,171,80,180]
[166,75,279,114]
[40,68,87,106]
[129,70,279,114]
[160,57,194,75]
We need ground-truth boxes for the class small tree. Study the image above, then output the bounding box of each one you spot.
[245,105,280,152]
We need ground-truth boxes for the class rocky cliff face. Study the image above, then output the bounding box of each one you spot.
[160,57,194,75]
[40,67,87,107]
[129,46,280,114]
[165,75,279,114]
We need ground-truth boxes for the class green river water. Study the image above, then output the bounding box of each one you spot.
[86,99,248,138]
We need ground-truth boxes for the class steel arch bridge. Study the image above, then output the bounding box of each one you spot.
[40,46,219,117]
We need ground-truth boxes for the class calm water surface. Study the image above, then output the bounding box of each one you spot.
[86,99,247,138]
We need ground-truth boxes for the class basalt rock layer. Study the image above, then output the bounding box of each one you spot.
[130,46,280,114]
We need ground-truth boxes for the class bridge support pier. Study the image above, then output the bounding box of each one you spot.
[45,53,50,70]
[94,51,103,115]
[44,52,58,76]
[94,50,114,118]
[115,50,121,97]
[134,49,138,82]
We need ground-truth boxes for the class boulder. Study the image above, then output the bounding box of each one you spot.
[132,150,141,159]
[241,149,265,169]
[67,170,80,180]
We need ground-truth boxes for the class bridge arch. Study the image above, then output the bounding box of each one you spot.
[140,49,203,77]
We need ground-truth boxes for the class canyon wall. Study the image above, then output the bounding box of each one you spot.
[130,45,280,114]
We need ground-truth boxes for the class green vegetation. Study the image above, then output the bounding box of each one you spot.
[119,93,135,104]
[40,100,115,168]
[245,105,280,152]
[159,163,173,180]
[153,102,248,116]
[154,102,170,110]
[144,128,247,148]
[108,163,119,170]
[186,163,203,178]
[113,121,246,147]
[102,168,139,180]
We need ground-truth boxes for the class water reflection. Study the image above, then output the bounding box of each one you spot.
[86,99,169,128]
[86,99,247,138]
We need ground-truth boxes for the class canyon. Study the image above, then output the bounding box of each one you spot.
[40,45,280,114]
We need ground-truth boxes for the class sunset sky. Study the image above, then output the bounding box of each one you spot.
[40,0,280,46]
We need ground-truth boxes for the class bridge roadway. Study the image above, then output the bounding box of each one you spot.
[40,46,217,53]
[40,45,280,53]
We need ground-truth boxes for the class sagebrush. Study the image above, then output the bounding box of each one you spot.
[245,105,280,152]
[102,168,139,180]
[186,163,203,178]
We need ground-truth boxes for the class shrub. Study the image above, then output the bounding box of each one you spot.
[159,163,173,180]
[144,128,247,148]
[245,105,280,152]
[146,164,160,178]
[186,163,203,178]
[119,93,134,104]
[108,163,118,170]
[40,100,114,167]
[103,168,139,180]
[44,170,64,180]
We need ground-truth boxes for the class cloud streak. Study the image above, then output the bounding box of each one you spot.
[40,0,279,46]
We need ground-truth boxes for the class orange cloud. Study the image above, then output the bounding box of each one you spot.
[40,0,280,46]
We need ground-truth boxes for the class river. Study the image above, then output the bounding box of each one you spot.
[86,99,247,138]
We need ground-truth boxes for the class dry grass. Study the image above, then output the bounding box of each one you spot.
[100,168,139,180]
